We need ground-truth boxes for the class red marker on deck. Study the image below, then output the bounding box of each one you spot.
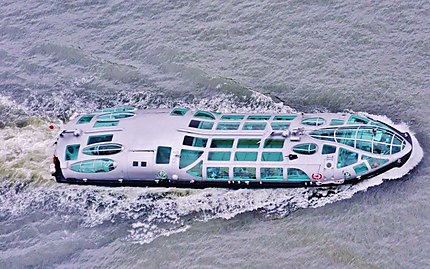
[49,125,55,130]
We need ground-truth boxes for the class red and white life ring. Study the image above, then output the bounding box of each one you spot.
[311,173,323,181]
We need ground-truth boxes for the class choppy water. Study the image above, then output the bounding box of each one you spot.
[1,1,429,268]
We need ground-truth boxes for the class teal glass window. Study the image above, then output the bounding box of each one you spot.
[210,139,234,148]
[82,143,123,156]
[194,111,216,120]
[188,120,214,130]
[392,146,401,154]
[247,115,271,120]
[221,115,244,120]
[322,144,336,154]
[335,129,357,139]
[260,168,284,180]
[372,142,391,155]
[337,148,358,168]
[70,159,116,173]
[179,149,203,168]
[156,146,172,164]
[330,119,344,126]
[96,107,135,113]
[271,122,290,130]
[183,136,208,147]
[207,167,229,180]
[98,112,135,120]
[208,152,231,161]
[65,144,80,161]
[292,143,318,155]
[287,168,310,181]
[237,139,260,148]
[264,139,284,148]
[273,115,296,121]
[347,115,369,124]
[261,152,284,162]
[186,161,203,179]
[216,122,240,130]
[233,167,256,180]
[362,155,389,168]
[77,114,95,124]
[309,129,336,142]
[353,163,369,175]
[373,129,393,143]
[356,128,374,141]
[302,117,325,126]
[94,120,119,128]
[234,152,258,161]
[87,134,113,145]
[170,107,189,116]
[243,122,267,130]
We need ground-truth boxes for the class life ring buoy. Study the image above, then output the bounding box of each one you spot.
[311,173,323,181]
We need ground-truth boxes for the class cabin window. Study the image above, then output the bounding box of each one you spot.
[83,143,123,156]
[362,155,389,168]
[216,122,240,130]
[247,115,271,120]
[94,120,119,128]
[302,117,325,126]
[335,129,357,140]
[156,146,172,164]
[355,141,372,153]
[237,139,260,148]
[310,129,336,142]
[96,106,135,113]
[356,128,374,141]
[188,120,214,130]
[206,167,229,180]
[337,148,358,168]
[243,122,267,130]
[182,136,208,148]
[208,152,231,161]
[98,112,135,120]
[221,115,244,120]
[287,168,310,181]
[261,168,284,180]
[292,143,318,155]
[234,152,258,161]
[322,144,336,155]
[194,111,216,120]
[179,149,203,169]
[347,115,369,125]
[330,119,344,126]
[170,107,189,116]
[264,139,284,148]
[77,114,95,124]
[233,167,256,180]
[65,144,80,161]
[273,115,296,121]
[132,161,138,167]
[186,161,203,179]
[87,134,113,145]
[70,159,116,173]
[141,161,147,167]
[210,139,234,148]
[261,152,284,162]
[353,163,369,175]
[271,122,290,130]
[372,142,391,155]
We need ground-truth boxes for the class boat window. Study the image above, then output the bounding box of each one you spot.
[373,129,393,143]
[371,121,395,132]
[322,144,336,154]
[94,120,119,128]
[392,136,403,145]
[234,152,258,161]
[337,148,358,168]
[70,159,116,173]
[264,139,284,148]
[179,149,203,169]
[207,167,229,180]
[77,114,95,124]
[330,119,344,126]
[353,163,369,175]
[210,139,234,148]
[273,115,296,121]
[347,115,369,125]
[372,142,391,155]
[82,143,123,156]
[98,112,135,120]
[391,146,401,154]
[233,167,256,180]
[302,117,325,126]
[216,122,240,130]
[182,136,208,148]
[208,152,231,161]
[188,120,214,130]
[247,115,271,120]
[221,115,244,120]
[356,128,374,141]
[87,134,113,145]
[194,111,216,120]
[362,155,389,168]
[271,122,290,130]
[335,129,357,139]
[260,168,284,180]
[186,161,203,179]
[243,122,267,130]
[292,143,318,155]
[310,129,336,141]
[261,152,284,162]
[237,139,260,148]
[287,168,310,181]
[65,144,80,161]
[355,141,372,152]
[96,106,136,113]
[170,107,189,116]
[156,146,172,164]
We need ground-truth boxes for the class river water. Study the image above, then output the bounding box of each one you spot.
[0,1,429,268]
